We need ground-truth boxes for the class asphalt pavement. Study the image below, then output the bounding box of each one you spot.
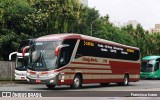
[0,80,160,99]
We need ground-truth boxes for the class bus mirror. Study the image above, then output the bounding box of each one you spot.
[55,44,69,57]
[55,46,61,57]
[9,52,17,60]
[22,46,30,57]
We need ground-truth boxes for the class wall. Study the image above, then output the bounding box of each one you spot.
[0,61,15,81]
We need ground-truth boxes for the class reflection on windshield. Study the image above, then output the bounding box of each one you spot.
[141,60,155,72]
[28,41,61,71]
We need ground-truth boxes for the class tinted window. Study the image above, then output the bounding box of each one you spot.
[154,62,159,71]
[62,39,77,59]
[76,40,140,61]
[141,60,154,72]
[58,39,77,67]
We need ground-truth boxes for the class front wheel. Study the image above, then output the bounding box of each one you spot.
[70,75,82,89]
[46,84,55,89]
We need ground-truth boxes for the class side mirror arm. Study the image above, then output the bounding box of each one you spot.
[22,46,30,57]
[9,52,18,60]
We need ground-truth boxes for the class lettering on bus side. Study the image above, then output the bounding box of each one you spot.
[103,59,108,63]
[76,40,140,61]
[82,57,98,63]
[127,49,135,53]
[84,41,94,46]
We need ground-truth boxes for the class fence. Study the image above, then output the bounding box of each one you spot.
[0,61,15,81]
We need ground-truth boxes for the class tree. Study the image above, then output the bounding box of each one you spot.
[1,0,160,60]
[31,0,81,34]
[78,7,100,35]
[93,16,136,46]
[0,0,33,60]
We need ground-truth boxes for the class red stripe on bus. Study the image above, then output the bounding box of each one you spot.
[30,71,36,75]
[56,67,110,72]
[63,72,113,75]
[66,67,111,70]
[41,72,48,75]
[55,65,110,72]
[71,62,110,66]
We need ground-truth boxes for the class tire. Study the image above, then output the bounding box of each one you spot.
[100,83,110,87]
[118,75,129,86]
[46,84,55,89]
[70,75,82,89]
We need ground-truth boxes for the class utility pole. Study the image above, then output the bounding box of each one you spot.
[90,20,96,36]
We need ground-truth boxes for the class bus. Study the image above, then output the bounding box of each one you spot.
[140,56,160,79]
[24,34,140,89]
[9,39,33,80]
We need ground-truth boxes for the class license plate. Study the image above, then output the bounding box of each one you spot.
[21,77,25,79]
[36,80,41,83]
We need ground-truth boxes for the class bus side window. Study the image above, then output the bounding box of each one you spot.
[154,62,159,71]
[156,58,160,69]
[60,39,77,63]
[58,47,70,67]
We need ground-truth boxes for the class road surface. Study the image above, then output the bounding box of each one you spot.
[0,80,160,98]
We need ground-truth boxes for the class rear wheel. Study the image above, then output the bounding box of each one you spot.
[46,84,55,89]
[70,75,82,89]
[118,75,129,86]
[100,83,110,87]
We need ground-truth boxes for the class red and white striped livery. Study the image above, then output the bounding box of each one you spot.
[26,33,140,89]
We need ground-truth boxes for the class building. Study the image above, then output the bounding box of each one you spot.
[80,0,88,6]
[150,24,160,33]
[127,20,138,29]
[113,20,138,28]
[113,21,126,28]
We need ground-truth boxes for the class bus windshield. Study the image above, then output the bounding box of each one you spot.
[28,41,62,71]
[141,60,155,72]
[15,56,28,71]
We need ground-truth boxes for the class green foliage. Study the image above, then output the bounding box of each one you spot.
[78,7,100,35]
[93,18,136,47]
[0,0,160,60]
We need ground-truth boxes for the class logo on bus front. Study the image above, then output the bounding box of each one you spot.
[37,72,41,78]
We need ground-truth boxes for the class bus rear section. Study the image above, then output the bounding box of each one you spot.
[140,56,160,79]
[25,34,140,89]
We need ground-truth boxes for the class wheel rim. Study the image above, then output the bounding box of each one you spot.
[74,77,80,87]
[124,77,128,85]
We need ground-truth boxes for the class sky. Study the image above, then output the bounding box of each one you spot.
[88,0,160,30]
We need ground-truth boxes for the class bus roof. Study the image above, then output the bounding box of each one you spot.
[36,33,139,50]
[142,56,160,60]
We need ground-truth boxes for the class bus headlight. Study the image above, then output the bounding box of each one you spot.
[27,72,30,76]
[27,69,31,76]
[15,72,18,75]
[26,78,29,82]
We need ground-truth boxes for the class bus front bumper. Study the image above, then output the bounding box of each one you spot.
[140,72,159,79]
[26,75,59,85]
[15,74,26,80]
